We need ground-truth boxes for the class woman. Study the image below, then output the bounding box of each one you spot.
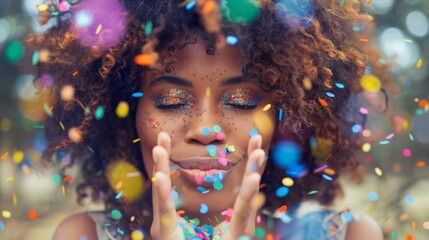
[27,0,388,239]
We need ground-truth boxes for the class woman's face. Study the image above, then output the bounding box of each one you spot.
[136,38,276,222]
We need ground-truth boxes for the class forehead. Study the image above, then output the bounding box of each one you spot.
[167,39,246,77]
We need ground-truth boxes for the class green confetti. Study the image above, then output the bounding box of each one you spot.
[53,174,61,184]
[111,210,122,220]
[221,0,261,24]
[213,181,223,190]
[308,190,318,195]
[145,21,153,36]
[95,106,105,120]
[339,0,345,7]
[255,227,266,238]
[5,41,24,63]
[32,51,39,65]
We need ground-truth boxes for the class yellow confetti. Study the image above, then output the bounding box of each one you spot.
[37,4,49,11]
[360,74,381,93]
[116,181,123,189]
[95,24,102,35]
[106,160,145,201]
[262,104,272,111]
[362,143,371,152]
[151,176,157,182]
[375,167,383,176]
[62,185,66,195]
[282,177,294,187]
[13,193,17,206]
[59,121,65,130]
[131,230,144,240]
[404,39,413,43]
[206,87,211,97]
[132,138,141,143]
[2,210,11,218]
[13,151,24,164]
[6,177,14,182]
[116,101,129,118]
[416,58,423,69]
[252,111,274,135]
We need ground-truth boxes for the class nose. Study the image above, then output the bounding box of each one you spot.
[184,105,226,146]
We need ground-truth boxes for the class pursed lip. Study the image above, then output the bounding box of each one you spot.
[170,157,237,171]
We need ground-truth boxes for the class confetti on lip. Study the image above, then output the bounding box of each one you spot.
[196,186,210,193]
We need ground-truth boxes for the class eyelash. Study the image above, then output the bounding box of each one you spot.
[155,103,257,110]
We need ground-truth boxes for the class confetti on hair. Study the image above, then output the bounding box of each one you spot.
[360,74,381,93]
[61,85,75,101]
[308,190,318,195]
[134,53,156,66]
[326,92,335,98]
[145,21,153,36]
[116,101,129,118]
[226,35,238,45]
[335,82,345,89]
[111,210,122,220]
[276,186,289,197]
[319,98,328,107]
[131,229,144,240]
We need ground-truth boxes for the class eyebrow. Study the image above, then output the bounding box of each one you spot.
[148,76,253,88]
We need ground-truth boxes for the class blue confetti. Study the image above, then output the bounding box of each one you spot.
[272,141,301,170]
[115,191,123,199]
[341,212,353,223]
[404,195,414,204]
[249,128,259,137]
[379,140,390,145]
[206,144,217,152]
[352,124,361,133]
[185,0,196,10]
[275,186,289,197]
[226,35,238,45]
[196,186,209,194]
[117,228,125,235]
[326,92,335,97]
[368,191,379,202]
[278,109,283,121]
[200,203,208,214]
[204,175,214,182]
[365,66,372,74]
[132,92,144,98]
[335,82,345,89]
[202,127,211,136]
[80,236,88,240]
[322,174,333,181]
[0,220,4,231]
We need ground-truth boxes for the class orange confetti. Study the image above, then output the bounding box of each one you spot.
[416,161,425,168]
[116,181,123,189]
[177,210,185,215]
[1,152,8,160]
[359,38,369,42]
[63,175,73,182]
[134,54,156,66]
[265,234,273,240]
[22,165,31,176]
[328,226,337,233]
[406,234,413,240]
[418,99,428,108]
[323,168,336,175]
[202,1,216,14]
[28,210,38,220]
[72,71,78,76]
[411,221,416,229]
[319,98,328,107]
[170,171,181,179]
[278,205,288,213]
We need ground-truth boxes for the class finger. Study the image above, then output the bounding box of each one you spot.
[247,134,262,158]
[153,145,170,175]
[151,163,160,238]
[243,148,265,179]
[157,131,171,155]
[153,171,183,239]
[227,172,261,238]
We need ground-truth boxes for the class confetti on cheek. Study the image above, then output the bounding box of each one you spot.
[215,132,224,140]
[213,181,223,190]
[196,186,210,193]
[206,87,211,97]
[200,204,208,214]
[249,128,258,137]
[80,236,88,240]
[212,124,222,133]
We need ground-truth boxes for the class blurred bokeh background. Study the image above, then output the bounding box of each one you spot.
[0,0,428,239]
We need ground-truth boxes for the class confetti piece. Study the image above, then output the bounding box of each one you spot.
[115,191,123,199]
[278,109,283,121]
[275,186,289,197]
[6,177,14,182]
[255,228,266,238]
[53,175,61,184]
[379,140,390,145]
[385,133,395,140]
[213,181,223,190]
[374,167,382,176]
[319,98,328,107]
[282,177,294,187]
[249,128,258,137]
[63,175,73,182]
[403,149,412,158]
[202,0,216,14]
[59,121,65,130]
[341,212,353,223]
[335,82,345,89]
[368,192,379,202]
[322,174,333,181]
[226,35,238,45]
[339,0,345,6]
[406,234,413,240]
[308,190,318,195]
[28,210,37,220]
[1,152,8,160]
[202,127,211,136]
[404,39,413,43]
[36,4,49,11]
[404,195,414,204]
[278,205,288,213]
[360,74,381,93]
[131,229,144,240]
[13,151,24,164]
[116,101,129,118]
[132,138,141,143]
[68,127,82,143]
[58,1,70,11]
[132,92,144,98]
[95,24,102,35]
[262,104,272,111]
[134,54,156,66]
[2,210,11,218]
[200,204,208,214]
[196,186,209,193]
[351,124,361,133]
[144,21,153,36]
[111,210,122,220]
[22,164,31,176]
[416,58,423,69]
[212,124,221,133]
[61,85,75,101]
[206,87,211,97]
[416,161,425,167]
[362,143,371,152]
[116,181,123,189]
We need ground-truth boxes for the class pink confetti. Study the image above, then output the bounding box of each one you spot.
[219,150,226,158]
[219,157,227,166]
[216,132,224,140]
[359,107,368,114]
[221,208,234,216]
[386,133,395,140]
[403,149,412,158]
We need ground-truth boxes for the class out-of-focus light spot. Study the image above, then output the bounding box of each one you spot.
[2,210,11,219]
[423,221,429,230]
[404,194,414,204]
[362,143,371,152]
[5,40,24,63]
[116,101,129,118]
[360,74,381,93]
[403,148,412,158]
[1,118,12,132]
[221,0,261,24]
[0,18,11,44]
[252,111,273,135]
[58,1,71,12]
[406,11,428,37]
[276,186,289,197]
[75,10,93,27]
[272,141,301,170]
[371,0,395,14]
[352,124,361,133]
[131,229,144,240]
[106,160,145,202]
[380,27,420,69]
[369,191,379,202]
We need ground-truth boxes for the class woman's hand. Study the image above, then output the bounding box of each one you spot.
[150,132,265,240]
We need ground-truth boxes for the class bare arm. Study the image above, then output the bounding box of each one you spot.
[52,212,98,240]
[345,214,383,240]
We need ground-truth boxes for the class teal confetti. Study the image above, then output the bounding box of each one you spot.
[339,0,345,7]
[145,21,153,36]
[111,210,122,220]
[95,106,105,120]
[308,190,318,195]
[32,51,39,65]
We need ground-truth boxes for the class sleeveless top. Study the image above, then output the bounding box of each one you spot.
[86,201,349,240]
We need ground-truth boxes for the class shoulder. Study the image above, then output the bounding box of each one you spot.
[345,213,383,240]
[52,212,98,240]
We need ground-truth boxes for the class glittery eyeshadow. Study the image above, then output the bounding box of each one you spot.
[152,89,196,110]
[220,89,260,109]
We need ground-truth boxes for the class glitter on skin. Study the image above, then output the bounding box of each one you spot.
[219,89,260,110]
[152,89,196,111]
